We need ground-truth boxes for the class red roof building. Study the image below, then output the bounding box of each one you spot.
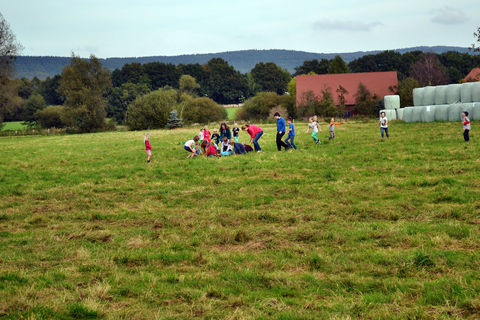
[464,68,480,82]
[296,71,398,106]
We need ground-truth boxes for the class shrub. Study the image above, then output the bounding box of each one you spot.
[243,92,280,120]
[269,106,288,119]
[234,107,248,121]
[126,88,181,130]
[182,97,226,124]
[35,105,68,128]
[22,93,46,125]
[297,89,336,118]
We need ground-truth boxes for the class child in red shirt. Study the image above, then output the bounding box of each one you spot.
[206,141,217,157]
[144,133,152,163]
[203,125,211,142]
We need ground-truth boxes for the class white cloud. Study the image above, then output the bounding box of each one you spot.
[312,19,382,32]
[431,7,467,25]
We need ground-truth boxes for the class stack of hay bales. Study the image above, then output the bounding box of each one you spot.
[401,82,480,122]
[380,95,400,120]
[434,105,450,121]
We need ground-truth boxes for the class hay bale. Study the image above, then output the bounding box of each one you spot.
[471,82,480,102]
[396,108,404,120]
[434,105,450,121]
[434,85,448,105]
[384,95,400,109]
[459,103,474,119]
[472,102,480,121]
[403,107,415,122]
[446,84,461,104]
[421,105,436,122]
[413,88,424,106]
[460,82,473,103]
[379,109,396,121]
[411,106,424,122]
[447,104,463,121]
[422,86,435,106]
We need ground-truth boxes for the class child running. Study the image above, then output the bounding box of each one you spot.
[144,133,152,163]
[462,111,471,142]
[184,136,200,159]
[232,123,240,143]
[306,117,320,144]
[328,118,343,140]
[378,111,389,139]
[284,117,297,150]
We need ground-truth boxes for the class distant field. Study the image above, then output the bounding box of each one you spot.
[0,120,479,319]
[1,121,28,131]
[225,107,238,120]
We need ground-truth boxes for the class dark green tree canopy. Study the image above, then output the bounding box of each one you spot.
[294,59,330,76]
[250,62,291,95]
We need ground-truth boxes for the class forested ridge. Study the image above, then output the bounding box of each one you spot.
[14,46,477,79]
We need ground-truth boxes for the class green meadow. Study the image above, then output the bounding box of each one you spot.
[0,120,479,319]
[1,121,29,131]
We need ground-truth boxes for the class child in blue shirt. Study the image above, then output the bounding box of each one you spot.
[284,117,297,150]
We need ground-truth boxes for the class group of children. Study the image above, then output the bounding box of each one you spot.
[142,111,472,162]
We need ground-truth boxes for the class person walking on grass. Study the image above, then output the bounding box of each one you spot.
[242,124,263,152]
[378,111,389,139]
[274,112,289,151]
[329,118,343,140]
[306,117,320,144]
[462,111,471,142]
[144,133,152,163]
[285,117,297,150]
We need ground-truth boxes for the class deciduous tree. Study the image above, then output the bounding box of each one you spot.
[59,54,112,132]
[250,62,291,94]
[410,53,449,86]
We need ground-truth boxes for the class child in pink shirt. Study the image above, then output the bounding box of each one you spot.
[242,124,263,152]
[144,133,152,163]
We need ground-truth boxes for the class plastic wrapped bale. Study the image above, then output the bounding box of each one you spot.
[434,85,448,105]
[460,82,473,103]
[411,106,424,122]
[471,82,480,102]
[459,103,474,120]
[413,88,424,106]
[396,108,404,120]
[422,86,435,106]
[384,95,400,109]
[447,104,463,121]
[472,102,480,121]
[379,109,396,121]
[421,106,436,122]
[434,105,450,121]
[446,84,461,104]
[403,107,415,122]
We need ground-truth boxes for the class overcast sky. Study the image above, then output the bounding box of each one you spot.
[2,0,479,58]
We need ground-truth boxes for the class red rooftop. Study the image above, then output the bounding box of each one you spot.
[296,71,398,106]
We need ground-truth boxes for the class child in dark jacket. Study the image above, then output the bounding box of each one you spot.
[230,140,246,154]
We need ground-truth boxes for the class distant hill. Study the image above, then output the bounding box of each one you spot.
[14,46,478,80]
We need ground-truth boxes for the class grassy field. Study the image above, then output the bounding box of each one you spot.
[1,121,29,131]
[1,120,479,319]
[225,108,238,121]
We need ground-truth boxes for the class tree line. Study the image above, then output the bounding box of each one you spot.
[1,11,479,131]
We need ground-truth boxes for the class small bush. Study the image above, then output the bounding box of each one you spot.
[35,105,68,129]
[182,97,226,124]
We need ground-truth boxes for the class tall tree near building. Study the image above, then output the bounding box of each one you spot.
[410,53,449,86]
[328,55,349,74]
[0,12,23,127]
[59,54,112,132]
[251,62,291,95]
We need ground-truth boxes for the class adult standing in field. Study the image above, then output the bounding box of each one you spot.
[242,124,263,152]
[378,111,389,139]
[274,112,289,151]
[219,123,232,141]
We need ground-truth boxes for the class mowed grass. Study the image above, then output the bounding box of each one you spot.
[225,107,238,121]
[1,120,479,319]
[1,121,28,131]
